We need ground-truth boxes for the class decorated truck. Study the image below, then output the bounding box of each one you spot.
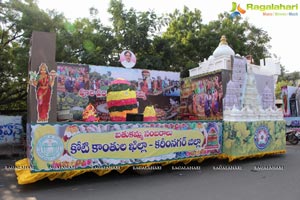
[281,85,300,144]
[15,32,286,184]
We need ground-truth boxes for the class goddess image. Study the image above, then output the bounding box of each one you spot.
[29,63,56,123]
[296,85,300,116]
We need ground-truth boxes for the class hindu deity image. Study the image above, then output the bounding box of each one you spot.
[295,85,300,117]
[282,89,288,116]
[29,63,56,123]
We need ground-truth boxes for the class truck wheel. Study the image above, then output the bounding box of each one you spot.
[288,134,299,145]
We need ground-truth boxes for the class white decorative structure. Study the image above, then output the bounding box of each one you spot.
[248,58,281,88]
[224,71,283,121]
[212,35,235,58]
[223,81,240,110]
[232,58,247,89]
[262,85,274,109]
[242,73,261,110]
[189,36,281,90]
[189,36,233,76]
[189,35,283,121]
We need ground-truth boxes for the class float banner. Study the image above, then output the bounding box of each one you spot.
[180,70,231,120]
[283,85,300,117]
[56,63,90,121]
[30,121,222,172]
[0,115,23,144]
[56,63,180,121]
[223,120,286,157]
[285,117,300,129]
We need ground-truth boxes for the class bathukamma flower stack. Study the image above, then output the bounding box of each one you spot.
[107,78,138,121]
[143,105,157,122]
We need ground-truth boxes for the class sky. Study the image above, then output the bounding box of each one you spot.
[37,0,300,72]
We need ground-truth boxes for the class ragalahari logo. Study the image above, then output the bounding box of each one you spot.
[230,2,246,18]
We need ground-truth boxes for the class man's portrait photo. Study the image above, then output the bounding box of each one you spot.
[120,50,136,68]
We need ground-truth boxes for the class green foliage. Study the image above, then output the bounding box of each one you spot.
[0,0,274,111]
[162,6,203,72]
[277,64,286,82]
[275,80,292,99]
[108,0,162,69]
[288,72,300,86]
[199,13,271,65]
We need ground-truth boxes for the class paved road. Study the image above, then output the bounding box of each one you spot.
[1,145,300,200]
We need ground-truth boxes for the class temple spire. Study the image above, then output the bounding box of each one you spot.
[219,35,228,45]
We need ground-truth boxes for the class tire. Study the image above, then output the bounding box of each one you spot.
[288,134,299,145]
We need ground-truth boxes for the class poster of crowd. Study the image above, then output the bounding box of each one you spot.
[180,71,227,120]
[56,64,180,122]
[88,66,180,121]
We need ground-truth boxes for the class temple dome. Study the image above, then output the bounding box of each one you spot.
[213,35,235,58]
[208,55,214,61]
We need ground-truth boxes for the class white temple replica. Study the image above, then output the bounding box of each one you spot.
[189,35,283,121]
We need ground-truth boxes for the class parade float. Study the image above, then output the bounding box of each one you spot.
[15,32,286,184]
[281,84,300,142]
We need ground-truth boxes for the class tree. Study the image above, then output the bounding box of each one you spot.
[0,0,77,109]
[56,17,117,66]
[161,11,272,77]
[200,13,271,65]
[0,0,274,111]
[245,23,271,64]
[108,0,162,69]
[277,64,286,82]
[289,72,300,86]
[275,80,291,99]
[162,6,203,72]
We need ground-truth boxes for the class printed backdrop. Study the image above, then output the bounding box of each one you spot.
[57,63,180,121]
[282,86,299,117]
[30,121,222,172]
[223,120,286,157]
[180,70,231,120]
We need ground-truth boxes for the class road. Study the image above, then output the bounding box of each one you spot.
[1,145,300,200]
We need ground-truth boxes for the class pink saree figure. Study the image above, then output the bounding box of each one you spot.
[29,63,56,123]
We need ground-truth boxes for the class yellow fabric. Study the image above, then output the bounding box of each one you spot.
[143,106,156,117]
[219,150,286,162]
[14,155,215,185]
[15,150,286,185]
[93,169,112,176]
[106,90,136,102]
[109,108,138,117]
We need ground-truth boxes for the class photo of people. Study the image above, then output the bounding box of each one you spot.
[89,65,180,121]
[120,50,136,68]
[137,96,180,121]
[180,72,224,120]
[56,64,90,121]
[139,70,180,96]
[57,64,89,93]
[89,70,113,91]
[89,65,180,97]
[281,86,298,117]
[55,64,180,122]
